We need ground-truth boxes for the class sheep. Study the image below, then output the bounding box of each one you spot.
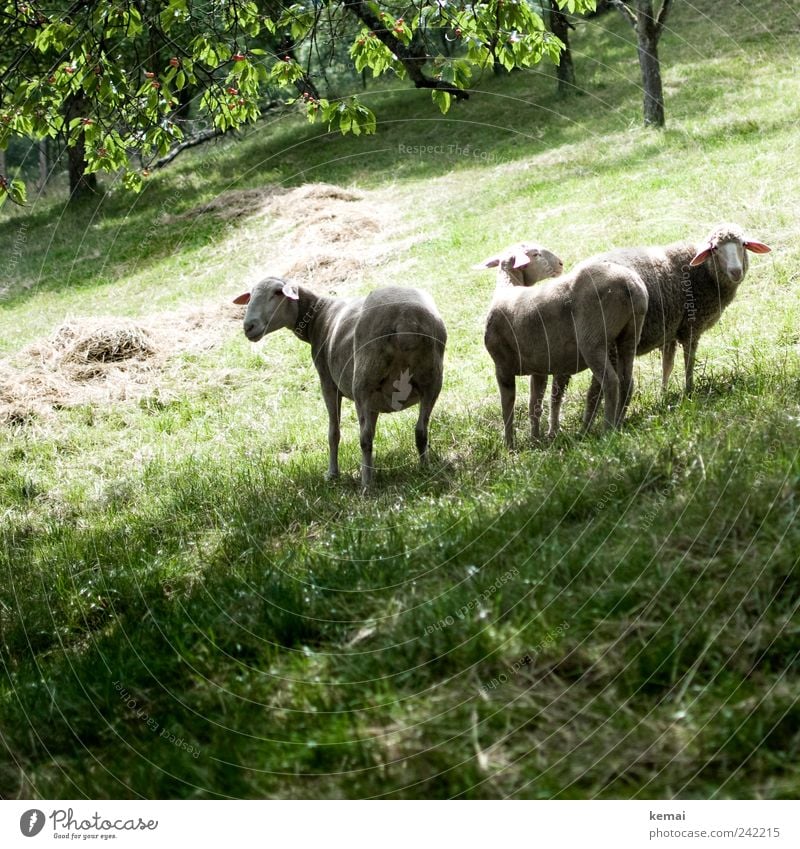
[477,243,567,443]
[233,277,447,487]
[582,223,771,428]
[481,249,649,448]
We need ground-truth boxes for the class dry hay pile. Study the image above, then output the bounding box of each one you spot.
[172,185,289,221]
[0,305,245,425]
[179,182,410,290]
[50,320,158,377]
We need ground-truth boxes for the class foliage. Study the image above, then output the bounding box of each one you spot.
[0,0,596,205]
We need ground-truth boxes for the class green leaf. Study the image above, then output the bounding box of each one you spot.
[3,178,28,206]
[431,89,451,114]
[122,171,143,192]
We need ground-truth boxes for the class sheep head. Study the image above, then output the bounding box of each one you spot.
[689,223,771,284]
[475,243,564,286]
[233,277,300,342]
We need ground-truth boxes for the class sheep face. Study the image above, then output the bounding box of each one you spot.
[234,277,300,342]
[477,243,564,285]
[516,244,564,284]
[690,224,771,284]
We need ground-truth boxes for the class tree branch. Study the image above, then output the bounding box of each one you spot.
[344,0,469,100]
[151,101,282,169]
[655,0,674,38]
[610,0,637,28]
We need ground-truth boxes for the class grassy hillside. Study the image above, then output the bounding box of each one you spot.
[1,0,799,799]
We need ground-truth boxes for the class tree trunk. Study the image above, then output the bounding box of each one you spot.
[172,83,193,124]
[635,2,665,126]
[65,93,97,201]
[37,139,48,196]
[550,1,576,95]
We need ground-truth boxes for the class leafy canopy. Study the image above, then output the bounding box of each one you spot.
[0,0,596,206]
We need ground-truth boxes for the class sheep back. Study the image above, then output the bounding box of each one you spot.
[486,261,647,378]
[338,287,447,413]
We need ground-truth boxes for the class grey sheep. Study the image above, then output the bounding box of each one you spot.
[477,243,567,442]
[583,223,771,428]
[234,277,447,487]
[481,248,649,447]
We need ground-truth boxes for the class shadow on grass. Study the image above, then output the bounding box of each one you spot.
[2,385,800,798]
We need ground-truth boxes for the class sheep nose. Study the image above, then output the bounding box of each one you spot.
[729,268,743,283]
[244,320,258,336]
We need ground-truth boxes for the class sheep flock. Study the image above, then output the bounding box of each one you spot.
[236,222,771,487]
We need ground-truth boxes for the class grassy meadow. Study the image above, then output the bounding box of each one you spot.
[1,0,799,798]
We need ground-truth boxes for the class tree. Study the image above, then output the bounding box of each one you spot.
[549,1,576,95]
[0,0,597,209]
[611,0,674,126]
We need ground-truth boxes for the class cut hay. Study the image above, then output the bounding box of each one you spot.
[171,181,415,290]
[172,185,289,221]
[173,181,364,223]
[0,307,245,426]
[54,319,158,365]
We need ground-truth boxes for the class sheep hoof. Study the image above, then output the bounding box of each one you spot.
[325,470,340,482]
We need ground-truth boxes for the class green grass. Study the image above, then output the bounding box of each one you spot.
[1,0,799,799]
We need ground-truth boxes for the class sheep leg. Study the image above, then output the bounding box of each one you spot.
[582,348,620,431]
[615,324,639,426]
[357,404,379,488]
[529,374,547,442]
[548,374,571,439]
[496,368,517,450]
[415,374,442,465]
[415,405,431,464]
[320,380,343,480]
[583,376,602,433]
[683,337,698,395]
[662,340,677,393]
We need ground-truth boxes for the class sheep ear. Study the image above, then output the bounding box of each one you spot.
[689,246,712,267]
[281,282,300,300]
[512,251,531,269]
[474,256,500,269]
[233,292,251,305]
[744,240,771,254]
